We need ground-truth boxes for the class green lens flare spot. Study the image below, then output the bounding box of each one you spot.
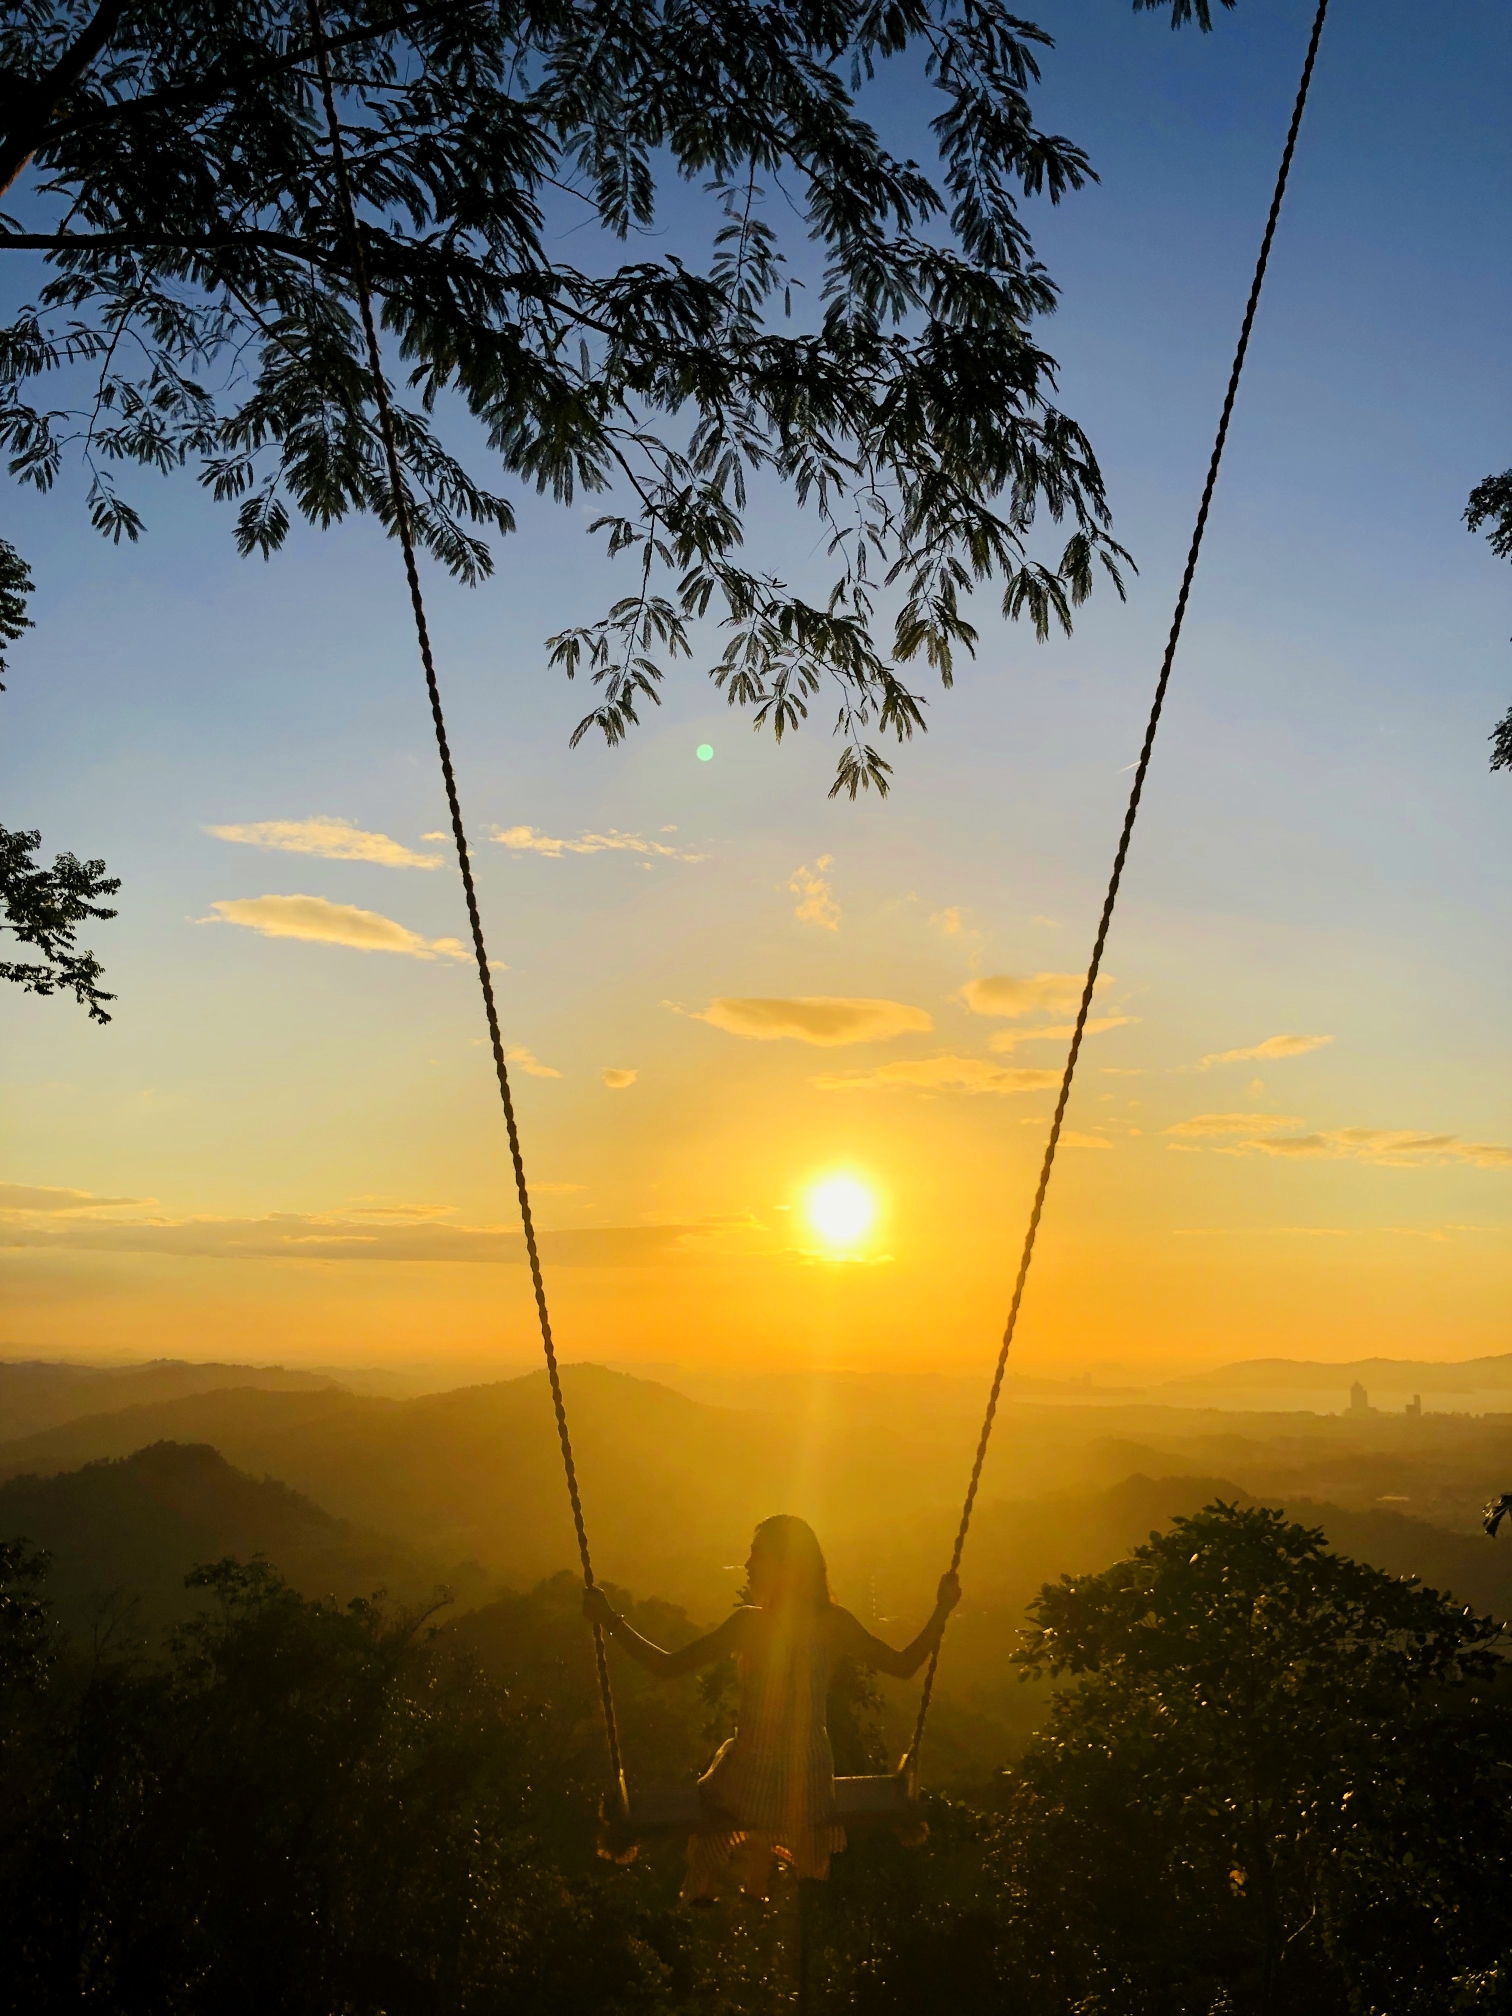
[696,743,714,761]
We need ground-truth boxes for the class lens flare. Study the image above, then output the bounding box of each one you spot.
[804,1173,878,1252]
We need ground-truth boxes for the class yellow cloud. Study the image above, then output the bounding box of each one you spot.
[1250,1129,1512,1169]
[1164,1115,1511,1169]
[789,857,840,930]
[1166,1112,1304,1138]
[0,1210,692,1266]
[930,906,964,936]
[493,824,707,863]
[344,1201,457,1219]
[207,816,443,870]
[961,972,1106,1018]
[691,997,933,1045]
[0,1183,143,1213]
[812,1055,1060,1095]
[506,1046,563,1079]
[1199,1033,1334,1070]
[989,1015,1132,1053]
[206,895,468,960]
[601,1067,638,1089]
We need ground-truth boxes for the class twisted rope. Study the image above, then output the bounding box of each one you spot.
[307,1,624,1791]
[903,0,1332,1777]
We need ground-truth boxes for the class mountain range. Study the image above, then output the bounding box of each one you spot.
[0,1357,340,1441]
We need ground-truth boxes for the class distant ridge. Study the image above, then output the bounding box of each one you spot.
[1166,1354,1512,1392]
[0,1357,343,1440]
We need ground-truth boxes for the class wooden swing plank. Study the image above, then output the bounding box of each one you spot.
[617,1772,917,1840]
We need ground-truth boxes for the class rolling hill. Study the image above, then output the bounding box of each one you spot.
[0,1440,457,1638]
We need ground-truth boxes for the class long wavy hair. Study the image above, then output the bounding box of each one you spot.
[749,1514,832,1613]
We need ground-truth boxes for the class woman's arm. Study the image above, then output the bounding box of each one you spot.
[582,1585,747,1679]
[835,1572,961,1680]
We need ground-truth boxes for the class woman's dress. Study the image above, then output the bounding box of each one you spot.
[684,1605,845,1900]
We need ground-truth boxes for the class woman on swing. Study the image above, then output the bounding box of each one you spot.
[583,1513,960,1903]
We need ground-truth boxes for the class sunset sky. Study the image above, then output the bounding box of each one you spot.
[4,0,1509,1383]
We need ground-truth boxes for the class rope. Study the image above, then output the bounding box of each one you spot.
[902,0,1332,1777]
[306,1,625,1793]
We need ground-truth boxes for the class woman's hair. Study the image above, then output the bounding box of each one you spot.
[750,1514,831,1611]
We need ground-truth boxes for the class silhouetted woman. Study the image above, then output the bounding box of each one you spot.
[583,1512,959,1902]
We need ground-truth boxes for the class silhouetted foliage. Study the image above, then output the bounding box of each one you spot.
[6,1501,1511,2014]
[0,820,120,1021]
[0,0,1225,794]
[0,537,120,1018]
[0,536,31,688]
[1465,469,1512,771]
[0,1556,687,2013]
[994,1503,1512,2015]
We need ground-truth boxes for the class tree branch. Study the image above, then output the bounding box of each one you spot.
[0,0,129,197]
[8,0,474,164]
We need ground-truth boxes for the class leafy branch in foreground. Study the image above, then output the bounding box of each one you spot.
[0,536,119,1020]
[0,536,31,689]
[0,825,120,1022]
[0,0,1221,794]
[1466,469,1512,771]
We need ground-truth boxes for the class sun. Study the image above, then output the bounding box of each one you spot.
[804,1173,879,1253]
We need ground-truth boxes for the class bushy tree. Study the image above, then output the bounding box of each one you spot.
[0,1555,690,2014]
[0,0,1225,795]
[997,1502,1512,2016]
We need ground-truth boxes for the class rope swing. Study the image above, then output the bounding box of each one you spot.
[903,0,1332,1776]
[310,0,1330,1812]
[307,0,625,1791]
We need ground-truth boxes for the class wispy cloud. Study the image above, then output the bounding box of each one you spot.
[493,824,708,863]
[207,816,443,870]
[989,1015,1133,1053]
[1167,1113,1304,1139]
[343,1200,457,1219]
[205,895,468,960]
[506,1045,562,1080]
[812,1055,1060,1096]
[688,997,933,1046]
[1199,1033,1334,1070]
[789,857,840,930]
[961,972,1108,1018]
[0,1183,142,1214]
[931,906,964,936]
[1165,1114,1512,1170]
[1249,1130,1512,1169]
[601,1067,638,1089]
[0,1205,697,1267]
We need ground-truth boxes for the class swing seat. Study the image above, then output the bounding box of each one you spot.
[599,1765,922,1860]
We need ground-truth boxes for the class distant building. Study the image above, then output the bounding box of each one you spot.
[1405,1393,1422,1419]
[1349,1381,1370,1417]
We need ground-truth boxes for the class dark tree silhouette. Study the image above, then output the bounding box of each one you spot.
[0,0,1222,795]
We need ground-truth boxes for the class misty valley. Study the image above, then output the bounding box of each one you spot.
[3,1355,1512,2013]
